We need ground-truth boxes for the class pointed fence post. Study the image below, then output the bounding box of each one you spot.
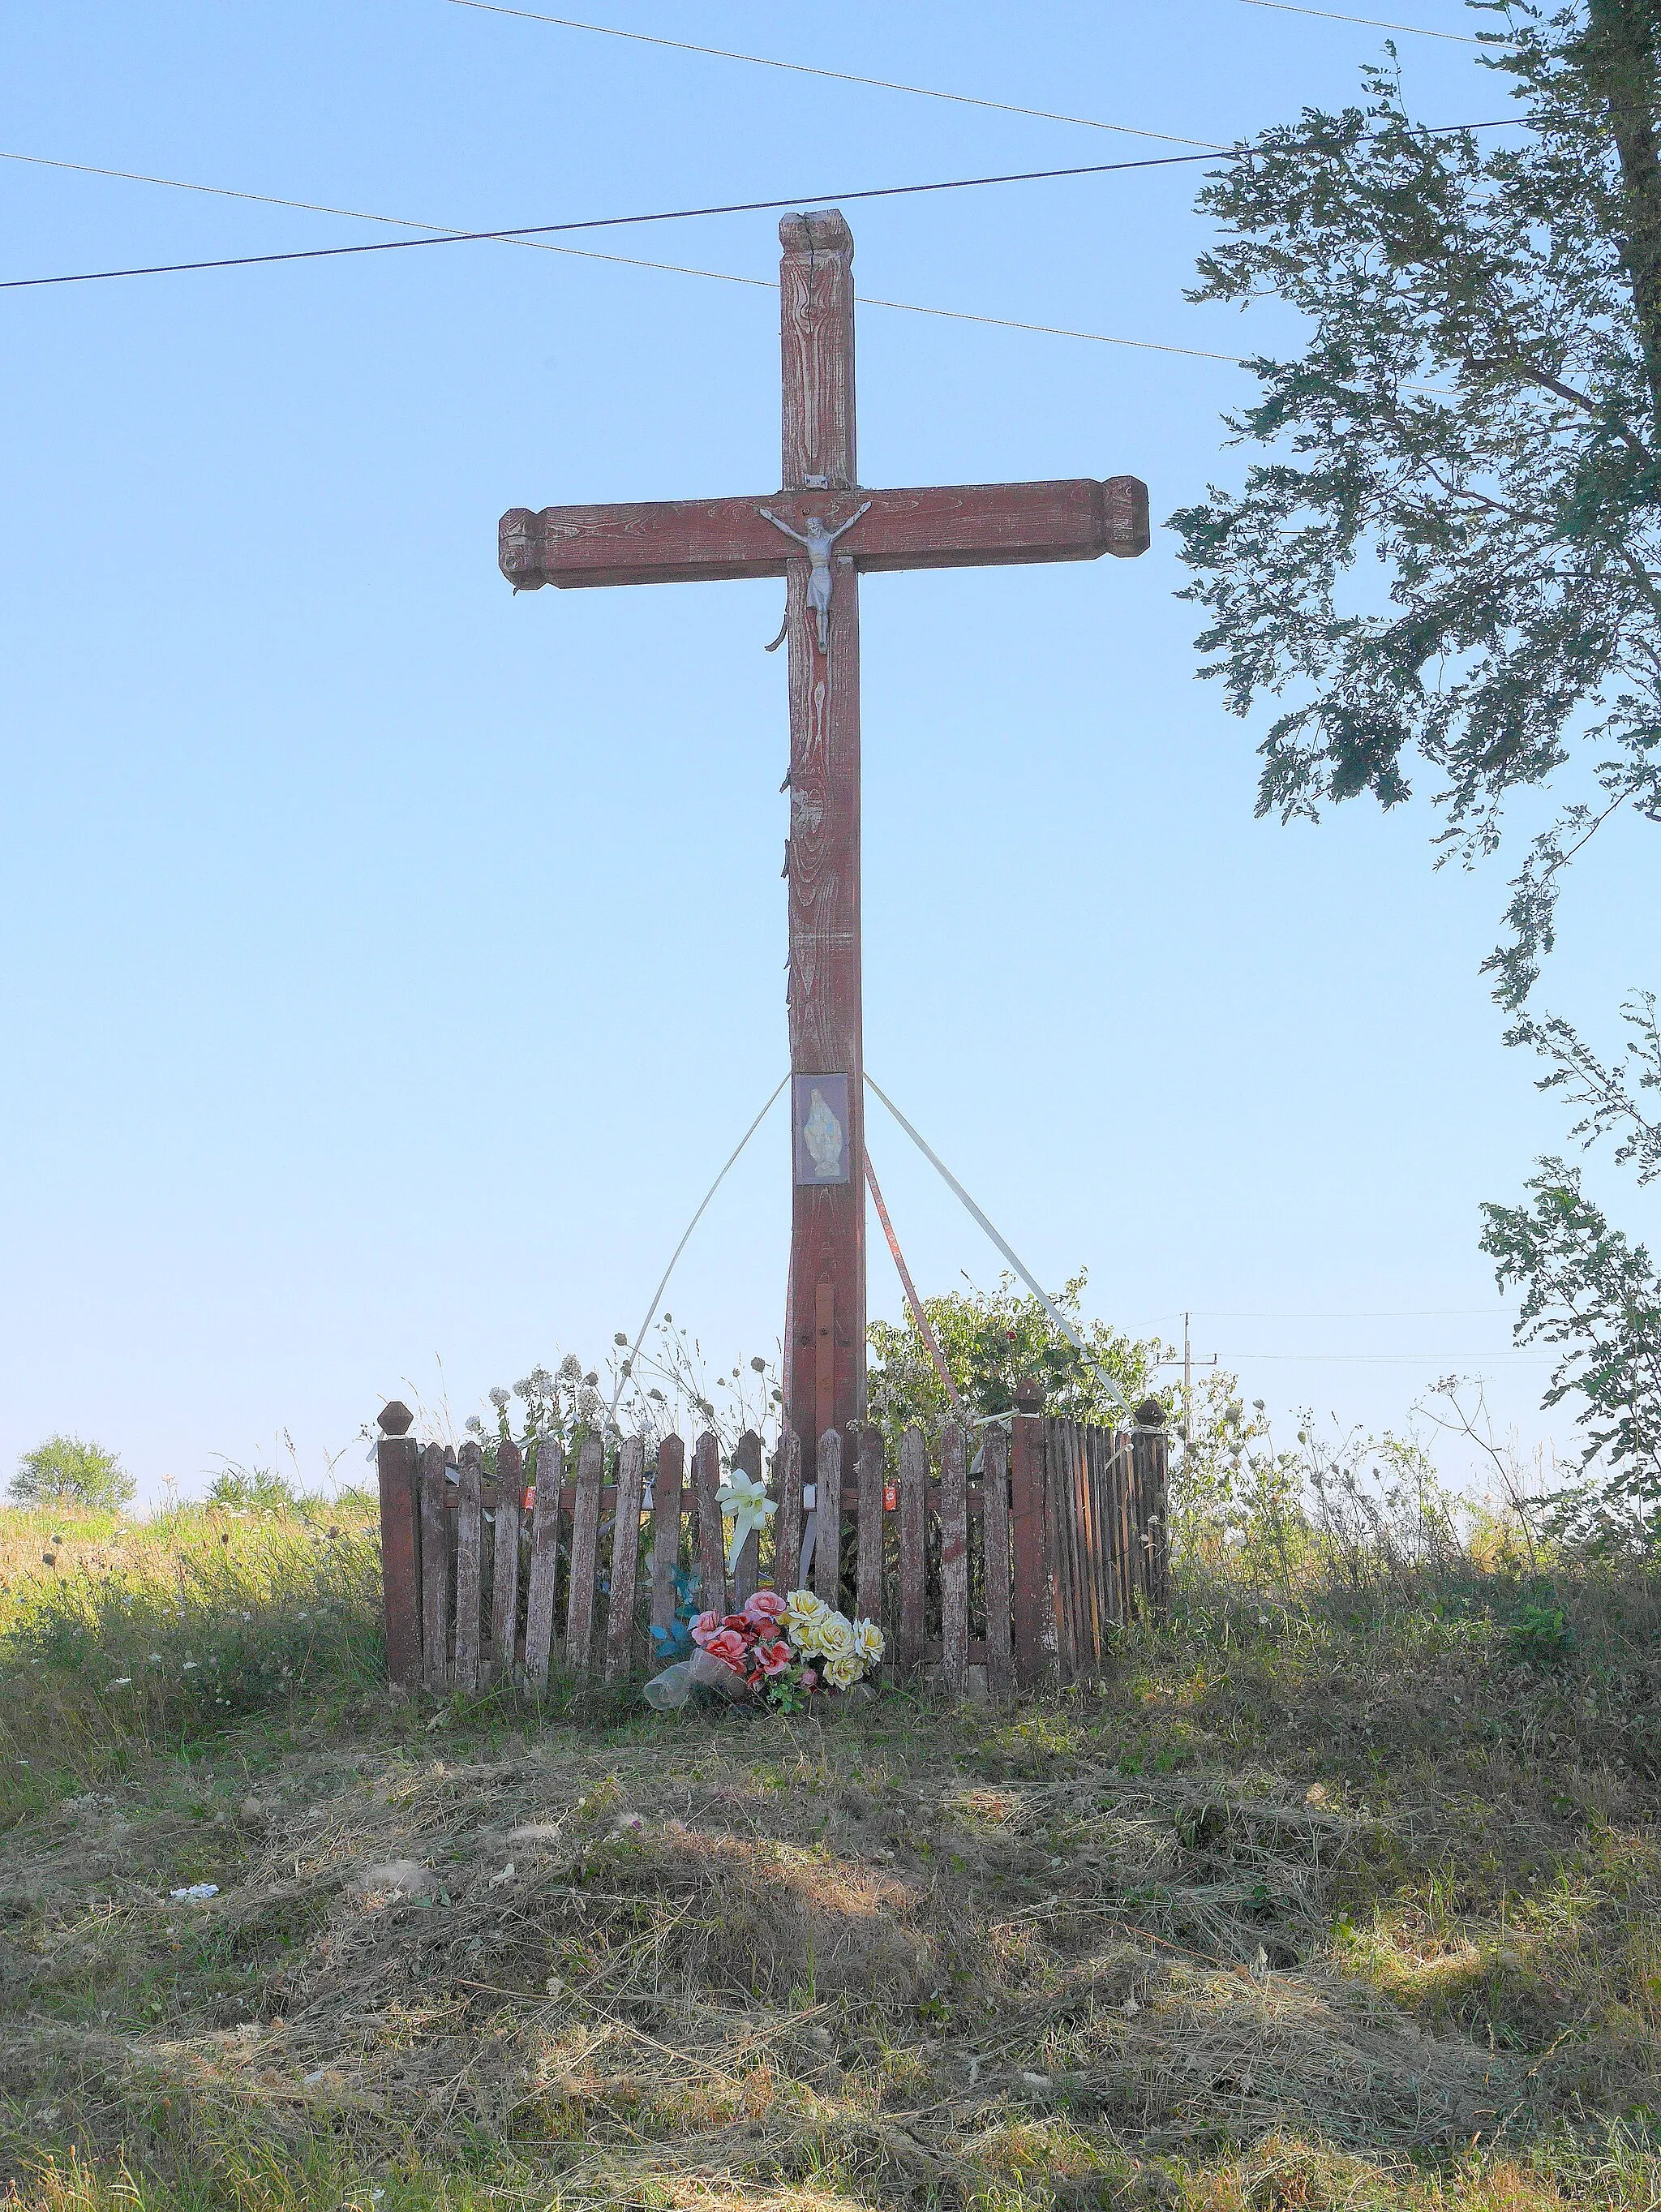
[1131,1398,1170,1618]
[376,1402,421,1690]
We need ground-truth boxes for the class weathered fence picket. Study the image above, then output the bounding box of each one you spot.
[813,1427,842,1606]
[693,1432,724,1613]
[773,1428,802,1597]
[372,1394,1169,1699]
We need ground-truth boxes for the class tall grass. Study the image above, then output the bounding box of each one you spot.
[0,1495,384,1815]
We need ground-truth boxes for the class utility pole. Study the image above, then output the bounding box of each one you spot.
[1155,1313,1217,1445]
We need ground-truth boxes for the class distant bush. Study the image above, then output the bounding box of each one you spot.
[204,1463,299,1512]
[9,1435,134,1511]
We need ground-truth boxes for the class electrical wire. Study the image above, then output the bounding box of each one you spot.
[1213,1350,1552,1362]
[1238,0,1479,39]
[1166,1306,1509,1319]
[0,146,1250,363]
[0,149,1223,292]
[0,119,1523,295]
[440,0,1225,149]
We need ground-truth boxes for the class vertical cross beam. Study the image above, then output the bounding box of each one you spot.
[782,209,866,1449]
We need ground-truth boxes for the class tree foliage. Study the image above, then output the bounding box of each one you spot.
[1479,1159,1661,1502]
[1172,0,1661,1514]
[10,1434,135,1511]
[1170,0,1661,1007]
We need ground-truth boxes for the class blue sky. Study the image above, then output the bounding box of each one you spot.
[2,0,1653,1502]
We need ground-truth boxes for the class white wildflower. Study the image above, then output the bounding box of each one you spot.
[577,1387,601,1421]
[464,1415,485,1437]
[488,1386,510,1409]
[559,1354,582,1382]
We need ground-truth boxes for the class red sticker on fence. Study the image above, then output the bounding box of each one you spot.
[883,1482,898,1513]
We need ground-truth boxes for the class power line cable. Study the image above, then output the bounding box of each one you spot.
[1238,0,1479,39]
[0,149,1227,292]
[0,147,1247,361]
[1213,1350,1551,1362]
[440,0,1225,149]
[0,118,1525,296]
[1168,1306,1509,1319]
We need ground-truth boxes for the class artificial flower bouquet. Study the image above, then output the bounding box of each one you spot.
[645,1587,884,1714]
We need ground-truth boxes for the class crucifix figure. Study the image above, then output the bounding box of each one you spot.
[760,500,872,652]
[500,208,1148,1455]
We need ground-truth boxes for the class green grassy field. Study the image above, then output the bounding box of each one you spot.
[2,1496,1660,2212]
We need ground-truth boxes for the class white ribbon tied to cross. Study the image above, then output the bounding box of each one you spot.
[716,1468,776,1573]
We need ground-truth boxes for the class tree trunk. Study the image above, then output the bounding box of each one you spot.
[1586,0,1661,437]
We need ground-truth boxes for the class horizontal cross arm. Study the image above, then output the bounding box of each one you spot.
[847,477,1148,575]
[499,476,1148,591]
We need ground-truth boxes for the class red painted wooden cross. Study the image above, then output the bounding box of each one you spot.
[500,208,1148,1455]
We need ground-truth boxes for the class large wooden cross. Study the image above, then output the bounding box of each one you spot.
[500,208,1148,1454]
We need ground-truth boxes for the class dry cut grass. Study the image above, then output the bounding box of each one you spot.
[2,1517,1661,2212]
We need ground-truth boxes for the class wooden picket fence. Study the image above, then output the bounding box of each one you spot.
[372,1400,1169,1697]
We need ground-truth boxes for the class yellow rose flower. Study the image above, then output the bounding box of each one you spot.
[824,1651,861,1689]
[853,1618,885,1663]
[816,1612,856,1661]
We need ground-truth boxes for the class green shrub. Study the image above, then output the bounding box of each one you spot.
[9,1434,134,1510]
[204,1462,299,1512]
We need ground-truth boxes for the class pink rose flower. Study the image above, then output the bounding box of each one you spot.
[752,1635,792,1677]
[800,1668,818,1689]
[689,1612,722,1649]
[702,1627,748,1672]
[743,1589,788,1626]
[722,1615,751,1634]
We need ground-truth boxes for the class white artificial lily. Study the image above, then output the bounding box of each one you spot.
[715,1468,777,1572]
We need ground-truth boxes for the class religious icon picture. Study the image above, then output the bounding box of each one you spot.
[792,1072,852,1186]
